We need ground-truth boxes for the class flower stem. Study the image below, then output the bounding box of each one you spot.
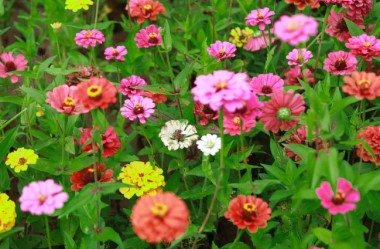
[45,216,52,249]
[93,0,100,29]
[54,32,62,65]
[230,229,245,248]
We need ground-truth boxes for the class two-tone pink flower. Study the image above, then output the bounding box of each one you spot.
[104,46,127,61]
[75,29,105,48]
[207,41,236,62]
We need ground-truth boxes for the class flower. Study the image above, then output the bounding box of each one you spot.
[323,51,358,75]
[194,102,219,126]
[326,11,364,42]
[245,7,275,31]
[309,247,325,249]
[342,0,372,19]
[0,193,16,233]
[5,148,38,173]
[284,126,307,161]
[19,179,69,215]
[46,85,89,115]
[79,127,121,158]
[73,77,117,110]
[229,27,254,47]
[130,192,189,243]
[70,163,114,191]
[159,120,198,151]
[104,46,127,61]
[65,65,101,86]
[285,0,320,10]
[250,73,284,96]
[192,70,251,112]
[244,31,271,52]
[50,22,62,31]
[316,178,360,215]
[286,48,313,66]
[121,95,155,123]
[142,91,167,103]
[284,66,315,86]
[135,24,162,48]
[207,41,237,62]
[65,0,93,12]
[260,90,305,133]
[0,52,28,83]
[342,71,380,100]
[224,195,271,233]
[345,34,380,61]
[196,134,221,156]
[126,0,166,24]
[118,161,165,199]
[119,75,147,97]
[356,126,380,165]
[75,29,105,48]
[273,14,318,46]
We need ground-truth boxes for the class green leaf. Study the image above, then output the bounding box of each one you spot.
[356,171,380,194]
[0,96,23,105]
[344,18,365,36]
[94,227,124,249]
[0,127,19,160]
[174,63,193,90]
[20,86,46,104]
[37,56,57,75]
[313,227,332,244]
[59,185,95,217]
[264,47,275,72]
[62,231,77,249]
[221,242,251,249]
[68,155,98,173]
[0,227,24,241]
[119,237,149,249]
[163,20,172,51]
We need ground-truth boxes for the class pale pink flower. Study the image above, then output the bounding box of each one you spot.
[75,29,105,48]
[135,24,162,48]
[244,31,271,52]
[121,95,155,123]
[286,48,313,66]
[104,46,127,61]
[250,73,284,96]
[119,75,147,97]
[0,52,28,83]
[323,51,358,75]
[46,85,89,115]
[207,41,236,62]
[345,34,380,62]
[245,7,275,31]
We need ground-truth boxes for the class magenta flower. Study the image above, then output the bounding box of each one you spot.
[19,179,69,215]
[0,52,28,83]
[273,14,318,46]
[245,7,275,31]
[250,73,284,96]
[316,178,360,215]
[75,29,105,48]
[286,48,313,66]
[207,41,236,62]
[46,85,89,115]
[104,46,127,61]
[121,95,155,123]
[345,34,380,62]
[135,24,162,48]
[119,75,147,97]
[323,51,358,75]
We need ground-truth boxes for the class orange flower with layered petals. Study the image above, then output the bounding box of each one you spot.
[126,0,166,24]
[342,71,380,100]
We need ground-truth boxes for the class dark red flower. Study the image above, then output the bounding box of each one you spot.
[194,101,219,126]
[79,127,121,158]
[70,163,114,191]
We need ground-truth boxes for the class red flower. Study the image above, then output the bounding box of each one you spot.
[79,127,121,158]
[194,101,219,126]
[357,126,380,165]
[142,91,167,103]
[126,0,166,24]
[285,0,320,10]
[70,163,114,191]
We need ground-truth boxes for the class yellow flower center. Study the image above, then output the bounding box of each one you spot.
[18,157,27,165]
[287,20,301,31]
[87,85,102,98]
[214,81,227,90]
[257,12,263,18]
[112,49,119,56]
[233,117,241,124]
[63,97,75,106]
[357,79,370,88]
[364,42,371,48]
[332,190,346,205]
[143,4,152,10]
[243,203,257,213]
[148,33,157,38]
[84,31,93,38]
[88,168,94,172]
[36,110,44,117]
[150,202,168,217]
[38,195,47,204]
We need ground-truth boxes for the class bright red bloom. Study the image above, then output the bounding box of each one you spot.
[70,163,114,191]
[126,0,166,24]
[357,126,380,165]
[342,71,380,100]
[79,127,121,158]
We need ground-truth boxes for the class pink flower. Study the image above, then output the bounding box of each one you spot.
[244,31,271,52]
[316,178,360,215]
[75,29,105,48]
[326,11,364,42]
[284,66,315,86]
[79,127,121,158]
[135,24,162,48]
[260,90,305,133]
[342,0,372,19]
[192,70,251,112]
[121,95,155,123]
[273,14,318,46]
[46,85,89,115]
[323,51,358,75]
[104,46,127,61]
[250,73,284,96]
[207,41,236,62]
[19,179,68,215]
[0,52,28,83]
[245,7,275,31]
[119,75,147,97]
[345,34,380,62]
[286,48,313,66]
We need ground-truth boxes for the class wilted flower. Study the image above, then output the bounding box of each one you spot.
[5,148,38,173]
[284,66,315,86]
[159,120,198,151]
[194,102,219,126]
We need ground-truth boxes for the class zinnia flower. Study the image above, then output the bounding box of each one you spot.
[250,73,284,96]
[286,48,313,66]
[130,192,189,243]
[5,148,38,173]
[75,29,105,48]
[0,52,28,83]
[283,126,307,161]
[159,120,198,151]
[121,95,155,123]
[70,163,114,191]
[46,85,89,115]
[356,126,380,165]
[285,0,320,10]
[135,24,162,48]
[323,51,358,75]
[342,0,372,19]
[316,178,360,215]
[273,14,318,46]
[229,27,254,47]
[142,91,167,103]
[284,66,315,86]
[207,41,237,62]
[126,0,166,24]
[326,11,364,42]
[118,161,165,199]
[345,34,380,61]
[104,46,127,61]
[342,71,380,100]
[196,134,221,156]
[245,7,275,31]
[65,65,100,86]
[194,102,219,126]
[65,0,93,12]
[224,195,271,233]
[119,75,147,97]
[244,31,271,52]
[19,179,69,215]
[0,193,17,233]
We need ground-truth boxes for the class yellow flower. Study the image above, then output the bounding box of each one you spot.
[5,148,38,173]
[65,0,94,12]
[36,110,44,117]
[50,22,62,31]
[118,161,165,199]
[229,27,254,47]
[0,193,17,234]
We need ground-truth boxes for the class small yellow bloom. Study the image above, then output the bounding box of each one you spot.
[50,22,62,31]
[118,161,165,199]
[0,193,17,233]
[229,27,254,47]
[36,110,44,117]
[65,0,94,12]
[5,148,38,173]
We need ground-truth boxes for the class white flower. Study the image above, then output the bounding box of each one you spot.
[159,120,198,151]
[196,134,221,156]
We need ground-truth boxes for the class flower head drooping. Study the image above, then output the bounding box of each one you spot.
[135,24,162,48]
[70,163,114,191]
[285,0,320,10]
[245,7,275,31]
[286,48,313,66]
[274,14,318,46]
[131,192,189,243]
[284,66,315,86]
[316,178,360,215]
[342,71,380,100]
[326,11,364,42]
[229,27,254,47]
[0,193,17,233]
[75,29,105,48]
[250,73,284,96]
[65,0,93,12]
[225,195,271,233]
[121,95,155,124]
[207,41,237,62]
[345,34,380,62]
[159,120,198,151]
[46,85,89,115]
[126,0,166,24]
[196,134,221,156]
[194,102,219,126]
[118,161,165,199]
[19,179,69,215]
[323,51,358,75]
[79,127,121,158]
[356,126,380,165]
[0,52,28,83]
[104,46,127,61]
[119,75,147,97]
[5,148,38,173]
[244,31,271,52]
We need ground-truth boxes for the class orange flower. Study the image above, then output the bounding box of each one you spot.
[126,0,166,24]
[342,71,380,100]
[357,126,380,165]
[285,0,320,10]
[130,192,189,243]
[224,195,271,233]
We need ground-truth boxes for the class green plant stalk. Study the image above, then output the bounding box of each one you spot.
[230,229,245,248]
[0,108,27,130]
[61,115,67,188]
[93,0,100,29]
[54,32,62,65]
[262,30,277,74]
[45,216,52,249]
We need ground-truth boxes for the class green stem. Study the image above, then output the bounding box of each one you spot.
[61,115,67,188]
[54,32,62,65]
[45,216,52,249]
[230,229,245,248]
[93,0,100,29]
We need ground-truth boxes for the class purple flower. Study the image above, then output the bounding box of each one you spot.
[245,7,275,31]
[207,41,236,62]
